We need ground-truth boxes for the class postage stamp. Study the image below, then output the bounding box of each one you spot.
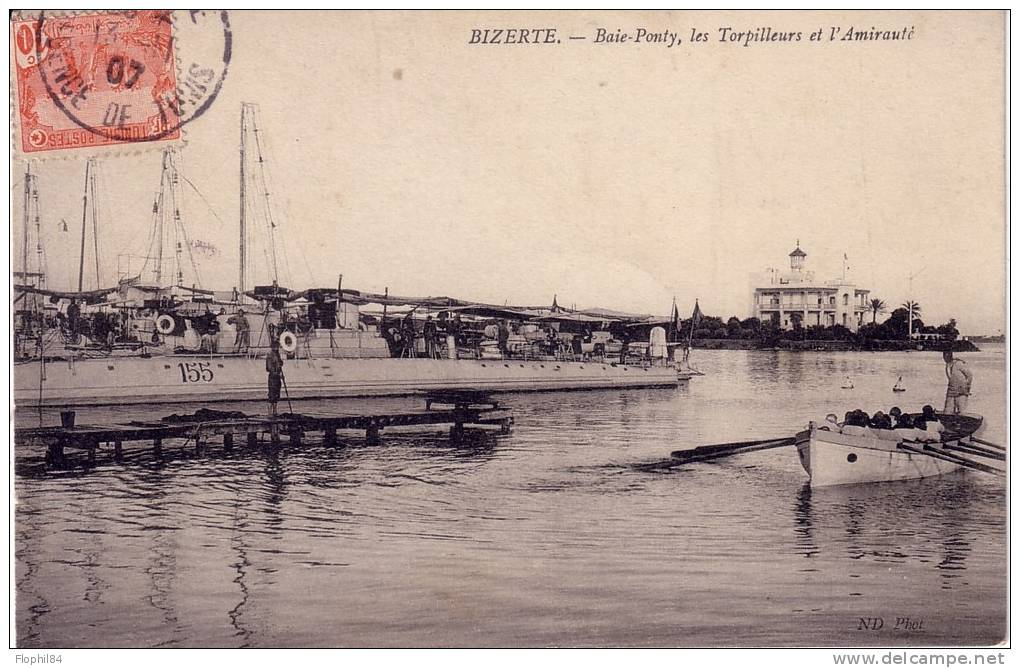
[11,10,230,155]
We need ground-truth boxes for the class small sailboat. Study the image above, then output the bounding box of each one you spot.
[893,376,906,392]
[841,375,854,389]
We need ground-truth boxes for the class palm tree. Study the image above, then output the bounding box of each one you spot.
[901,301,922,318]
[869,298,887,323]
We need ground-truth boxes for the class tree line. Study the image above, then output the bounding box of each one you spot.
[681,300,960,345]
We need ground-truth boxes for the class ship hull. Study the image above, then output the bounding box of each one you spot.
[14,355,687,406]
[796,422,985,488]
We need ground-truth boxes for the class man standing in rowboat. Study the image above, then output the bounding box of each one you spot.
[943,350,974,415]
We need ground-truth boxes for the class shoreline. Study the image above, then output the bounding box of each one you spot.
[691,339,982,352]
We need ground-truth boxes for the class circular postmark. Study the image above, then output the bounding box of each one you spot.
[33,10,231,143]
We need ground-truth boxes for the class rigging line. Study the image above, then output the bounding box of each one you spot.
[247,167,276,286]
[255,106,315,288]
[251,110,280,285]
[145,179,157,282]
[174,169,232,231]
[167,165,224,286]
[167,150,203,288]
[77,160,91,292]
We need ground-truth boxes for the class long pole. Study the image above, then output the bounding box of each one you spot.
[239,104,247,302]
[91,162,100,288]
[77,160,91,292]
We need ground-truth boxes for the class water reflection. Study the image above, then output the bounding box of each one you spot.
[15,517,51,646]
[229,491,253,647]
[789,475,994,585]
[792,484,818,558]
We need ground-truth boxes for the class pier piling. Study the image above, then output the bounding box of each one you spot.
[17,397,513,470]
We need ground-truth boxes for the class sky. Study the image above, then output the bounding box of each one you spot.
[10,10,1006,334]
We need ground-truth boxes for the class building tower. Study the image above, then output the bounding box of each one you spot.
[789,240,806,273]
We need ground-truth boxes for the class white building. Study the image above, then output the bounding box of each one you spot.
[749,243,870,332]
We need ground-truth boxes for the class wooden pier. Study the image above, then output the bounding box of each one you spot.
[15,391,513,469]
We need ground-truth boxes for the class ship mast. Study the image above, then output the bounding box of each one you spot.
[77,160,92,292]
[22,164,30,286]
[142,147,202,288]
[72,158,103,292]
[239,101,284,295]
[239,104,247,301]
[17,164,47,302]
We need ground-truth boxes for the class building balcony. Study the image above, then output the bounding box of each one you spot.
[757,302,837,310]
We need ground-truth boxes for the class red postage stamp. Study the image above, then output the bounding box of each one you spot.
[12,11,183,154]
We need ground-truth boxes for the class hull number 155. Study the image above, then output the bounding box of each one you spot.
[178,362,214,383]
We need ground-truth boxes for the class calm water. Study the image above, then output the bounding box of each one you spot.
[14,346,1007,647]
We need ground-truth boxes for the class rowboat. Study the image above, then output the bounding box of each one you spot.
[797,413,992,488]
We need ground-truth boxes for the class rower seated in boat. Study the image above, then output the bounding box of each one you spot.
[819,413,841,432]
[840,409,871,436]
[869,411,892,429]
[913,405,946,442]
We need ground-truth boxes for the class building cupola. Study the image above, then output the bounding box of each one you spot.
[789,240,806,271]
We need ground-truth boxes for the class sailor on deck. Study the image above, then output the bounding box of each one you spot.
[229,309,251,353]
[423,316,440,359]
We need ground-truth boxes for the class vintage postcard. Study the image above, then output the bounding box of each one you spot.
[10,10,1008,655]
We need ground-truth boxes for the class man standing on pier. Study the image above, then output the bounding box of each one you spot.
[267,337,284,416]
[943,350,974,414]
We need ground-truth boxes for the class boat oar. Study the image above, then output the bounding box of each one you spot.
[898,443,1005,477]
[924,445,1006,476]
[671,436,797,464]
[971,436,1006,452]
[944,441,1006,461]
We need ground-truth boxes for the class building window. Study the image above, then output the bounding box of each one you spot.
[843,294,849,306]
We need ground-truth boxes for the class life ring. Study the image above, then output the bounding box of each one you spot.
[279,330,298,353]
[155,314,176,335]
